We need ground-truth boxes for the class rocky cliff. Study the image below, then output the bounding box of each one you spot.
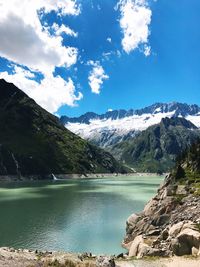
[123,140,200,258]
[0,79,125,179]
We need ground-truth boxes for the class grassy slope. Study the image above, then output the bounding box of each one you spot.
[0,79,125,176]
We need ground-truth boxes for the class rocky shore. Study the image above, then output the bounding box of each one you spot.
[0,247,199,267]
[122,172,200,258]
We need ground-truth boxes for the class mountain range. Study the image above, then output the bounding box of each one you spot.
[62,103,200,172]
[0,79,125,179]
[112,117,200,172]
[61,102,200,148]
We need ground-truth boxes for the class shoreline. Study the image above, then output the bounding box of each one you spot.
[0,172,166,182]
[0,247,199,267]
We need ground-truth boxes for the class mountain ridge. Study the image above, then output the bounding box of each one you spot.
[61,102,200,124]
[112,117,200,172]
[61,101,200,151]
[0,79,125,179]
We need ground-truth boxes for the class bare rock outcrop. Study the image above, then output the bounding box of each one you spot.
[123,172,200,258]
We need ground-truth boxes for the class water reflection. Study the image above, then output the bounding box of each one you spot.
[0,176,163,254]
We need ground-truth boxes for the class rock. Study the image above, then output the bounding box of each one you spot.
[182,222,197,231]
[160,229,169,240]
[176,185,187,195]
[143,199,158,216]
[152,214,170,226]
[136,243,150,259]
[116,253,124,259]
[169,222,184,237]
[166,185,177,196]
[127,213,139,226]
[172,228,200,256]
[192,246,199,256]
[96,256,115,267]
[146,229,161,236]
[128,235,144,257]
[146,248,170,257]
[171,237,191,255]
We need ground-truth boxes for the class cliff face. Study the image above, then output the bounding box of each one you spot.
[0,79,125,178]
[123,140,200,258]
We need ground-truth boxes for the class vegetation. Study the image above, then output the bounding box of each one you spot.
[0,79,125,177]
[111,117,200,173]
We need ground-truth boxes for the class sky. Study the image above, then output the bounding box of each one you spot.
[0,0,200,117]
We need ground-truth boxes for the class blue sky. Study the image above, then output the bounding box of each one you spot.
[0,0,200,117]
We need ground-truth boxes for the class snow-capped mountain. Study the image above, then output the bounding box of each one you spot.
[60,102,200,147]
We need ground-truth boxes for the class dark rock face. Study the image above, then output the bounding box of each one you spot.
[0,79,125,178]
[123,141,200,258]
[114,117,200,172]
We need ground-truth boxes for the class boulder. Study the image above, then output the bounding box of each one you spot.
[136,243,150,259]
[127,213,139,226]
[169,222,184,237]
[172,228,200,256]
[128,235,144,257]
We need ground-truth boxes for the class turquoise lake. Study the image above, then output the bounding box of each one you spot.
[0,176,164,254]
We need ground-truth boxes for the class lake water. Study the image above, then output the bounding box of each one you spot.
[0,176,164,254]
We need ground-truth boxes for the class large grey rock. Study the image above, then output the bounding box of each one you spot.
[172,228,200,256]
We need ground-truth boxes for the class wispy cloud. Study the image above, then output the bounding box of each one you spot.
[52,23,78,38]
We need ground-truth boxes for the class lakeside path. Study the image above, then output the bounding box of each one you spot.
[0,248,199,267]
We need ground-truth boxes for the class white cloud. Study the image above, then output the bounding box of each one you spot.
[52,23,78,37]
[117,0,152,55]
[144,44,151,56]
[0,1,79,74]
[102,52,112,61]
[108,109,113,112]
[107,37,112,43]
[0,66,83,113]
[0,0,82,112]
[88,61,109,94]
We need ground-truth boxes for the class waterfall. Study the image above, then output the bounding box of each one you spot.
[11,153,21,177]
[52,174,58,181]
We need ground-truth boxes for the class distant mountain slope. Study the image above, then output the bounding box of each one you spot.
[0,79,125,178]
[61,102,200,148]
[113,117,200,173]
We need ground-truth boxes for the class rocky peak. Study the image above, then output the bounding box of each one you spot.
[60,102,200,125]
